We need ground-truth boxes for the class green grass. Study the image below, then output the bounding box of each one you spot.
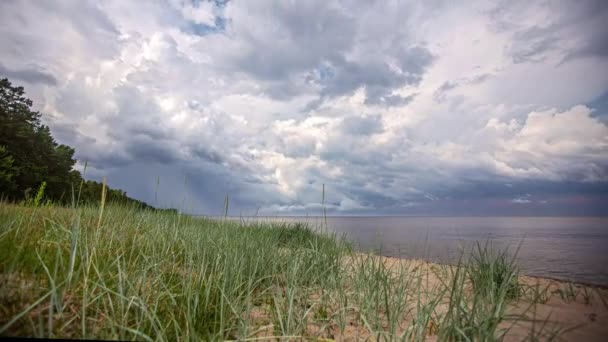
[468,241,521,303]
[0,202,572,340]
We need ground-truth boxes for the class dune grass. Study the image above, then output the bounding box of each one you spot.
[0,202,574,340]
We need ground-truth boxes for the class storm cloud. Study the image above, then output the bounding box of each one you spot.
[1,0,607,215]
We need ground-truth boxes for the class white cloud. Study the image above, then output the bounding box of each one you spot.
[511,194,532,204]
[491,105,608,181]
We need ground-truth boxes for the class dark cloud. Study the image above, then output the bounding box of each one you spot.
[125,136,178,165]
[0,63,57,86]
[394,194,608,216]
[490,0,608,64]
[319,141,389,166]
[320,49,433,104]
[430,178,608,201]
[509,26,559,64]
[433,81,458,102]
[225,2,433,103]
[559,0,608,62]
[229,1,356,81]
[322,176,608,216]
[562,23,608,63]
[395,46,435,78]
[109,85,171,138]
[333,186,398,209]
[302,177,608,216]
[190,145,224,164]
[86,153,132,171]
[341,115,384,136]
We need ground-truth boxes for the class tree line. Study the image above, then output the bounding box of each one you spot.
[0,77,174,212]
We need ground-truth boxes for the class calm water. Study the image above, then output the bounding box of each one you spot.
[232,216,608,286]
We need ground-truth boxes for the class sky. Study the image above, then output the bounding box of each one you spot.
[1,0,607,216]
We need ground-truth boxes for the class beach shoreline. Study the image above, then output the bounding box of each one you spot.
[2,204,607,340]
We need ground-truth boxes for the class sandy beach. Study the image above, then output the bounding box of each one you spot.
[382,256,608,342]
[246,254,608,341]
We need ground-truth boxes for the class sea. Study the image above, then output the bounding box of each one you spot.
[228,216,608,287]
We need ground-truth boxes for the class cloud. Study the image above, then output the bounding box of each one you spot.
[0,0,606,215]
[341,114,384,136]
[319,48,433,105]
[171,0,216,26]
[487,105,608,182]
[219,1,434,104]
[489,0,608,64]
[0,63,57,86]
[511,194,532,204]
